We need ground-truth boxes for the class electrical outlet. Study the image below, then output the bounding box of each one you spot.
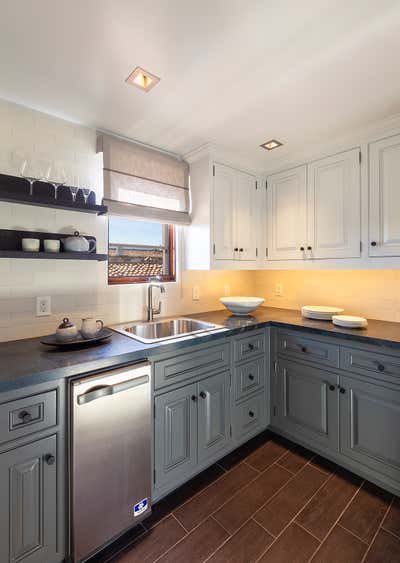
[275,283,283,297]
[224,285,230,296]
[36,296,51,316]
[192,286,200,301]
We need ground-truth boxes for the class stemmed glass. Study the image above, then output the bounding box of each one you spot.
[20,159,37,196]
[49,165,67,200]
[81,188,92,205]
[69,185,80,203]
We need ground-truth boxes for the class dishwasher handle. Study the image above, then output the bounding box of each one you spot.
[77,374,149,405]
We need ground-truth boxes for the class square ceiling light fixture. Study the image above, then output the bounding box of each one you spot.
[125,67,160,92]
[260,139,283,150]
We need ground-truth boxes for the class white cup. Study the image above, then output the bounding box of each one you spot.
[81,317,104,339]
[22,238,40,252]
[44,239,60,253]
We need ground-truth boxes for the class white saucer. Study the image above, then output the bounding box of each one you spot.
[302,305,344,320]
[332,315,368,328]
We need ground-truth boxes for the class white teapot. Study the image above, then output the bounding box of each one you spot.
[63,231,96,253]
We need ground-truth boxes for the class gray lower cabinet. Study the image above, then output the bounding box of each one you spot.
[275,359,339,452]
[154,370,231,492]
[197,371,230,464]
[340,374,400,485]
[154,383,198,490]
[0,435,59,563]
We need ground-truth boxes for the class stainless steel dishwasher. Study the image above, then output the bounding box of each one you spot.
[70,361,152,562]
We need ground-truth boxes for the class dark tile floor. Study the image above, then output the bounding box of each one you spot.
[95,431,400,563]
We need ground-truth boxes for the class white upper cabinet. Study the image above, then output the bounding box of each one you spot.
[267,166,307,260]
[307,148,361,259]
[213,163,257,262]
[369,134,400,257]
[212,164,235,260]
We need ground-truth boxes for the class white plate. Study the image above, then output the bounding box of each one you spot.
[332,315,368,328]
[220,296,264,316]
[301,305,344,320]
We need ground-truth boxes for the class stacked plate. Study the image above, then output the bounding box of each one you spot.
[301,305,344,320]
[332,315,368,328]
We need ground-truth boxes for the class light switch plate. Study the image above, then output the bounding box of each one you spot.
[275,283,283,297]
[192,286,200,301]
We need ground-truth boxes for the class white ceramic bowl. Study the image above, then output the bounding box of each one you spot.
[220,296,265,316]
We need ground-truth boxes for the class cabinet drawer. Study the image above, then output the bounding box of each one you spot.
[232,392,268,444]
[340,346,400,384]
[154,342,230,390]
[234,330,265,363]
[234,357,265,402]
[277,330,339,368]
[0,390,57,446]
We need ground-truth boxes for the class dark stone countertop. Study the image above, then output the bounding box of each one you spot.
[1,306,400,393]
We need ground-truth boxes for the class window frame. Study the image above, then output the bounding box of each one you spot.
[108,222,176,285]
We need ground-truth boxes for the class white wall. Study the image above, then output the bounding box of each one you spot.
[0,99,255,342]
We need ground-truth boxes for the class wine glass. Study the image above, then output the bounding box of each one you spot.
[49,164,67,200]
[20,159,37,196]
[81,188,92,205]
[69,185,79,203]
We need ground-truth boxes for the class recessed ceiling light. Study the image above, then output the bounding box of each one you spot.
[125,67,160,92]
[260,139,283,150]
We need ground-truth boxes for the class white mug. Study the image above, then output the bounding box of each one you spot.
[81,317,104,338]
[22,238,40,252]
[44,239,60,253]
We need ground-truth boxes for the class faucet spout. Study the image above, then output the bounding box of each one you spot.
[147,283,166,322]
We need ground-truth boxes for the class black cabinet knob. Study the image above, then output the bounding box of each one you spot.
[301,346,307,353]
[44,454,56,466]
[18,410,32,424]
[239,248,243,252]
[234,247,238,252]
[199,391,207,399]
[248,343,254,350]
[307,246,312,251]
[300,246,305,251]
[248,374,254,381]
[371,241,377,247]
[329,384,336,391]
[191,395,197,402]
[339,387,346,394]
[248,411,255,418]
[377,363,385,372]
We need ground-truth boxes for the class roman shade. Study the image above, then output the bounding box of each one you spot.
[97,134,191,224]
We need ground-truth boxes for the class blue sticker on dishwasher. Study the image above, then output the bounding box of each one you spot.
[133,498,148,517]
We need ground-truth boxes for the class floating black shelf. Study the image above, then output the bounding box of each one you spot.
[0,229,107,262]
[0,173,107,215]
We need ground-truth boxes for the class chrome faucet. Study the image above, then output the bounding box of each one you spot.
[147,283,166,322]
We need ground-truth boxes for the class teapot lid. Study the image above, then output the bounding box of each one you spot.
[58,317,75,329]
[73,231,80,237]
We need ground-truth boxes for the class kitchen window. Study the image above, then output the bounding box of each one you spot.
[108,216,176,284]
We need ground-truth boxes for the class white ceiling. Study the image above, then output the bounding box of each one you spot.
[1,0,400,170]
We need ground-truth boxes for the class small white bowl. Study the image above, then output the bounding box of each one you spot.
[220,296,264,316]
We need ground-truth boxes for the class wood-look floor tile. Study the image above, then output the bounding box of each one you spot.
[207,519,274,563]
[213,464,292,534]
[309,455,339,476]
[382,497,400,538]
[174,462,257,531]
[310,525,367,563]
[113,516,185,562]
[296,469,362,540]
[246,439,287,472]
[364,529,400,563]
[218,430,272,470]
[157,518,228,563]
[276,445,314,474]
[254,465,329,536]
[258,523,320,563]
[339,482,393,543]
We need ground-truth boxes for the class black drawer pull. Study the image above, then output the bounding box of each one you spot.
[371,241,377,247]
[329,384,336,391]
[339,387,346,394]
[376,362,385,372]
[234,247,238,252]
[300,246,305,251]
[248,374,255,381]
[44,454,56,466]
[307,246,312,251]
[199,391,207,399]
[248,343,255,350]
[191,395,197,402]
[248,410,255,418]
[301,346,307,353]
[18,411,32,424]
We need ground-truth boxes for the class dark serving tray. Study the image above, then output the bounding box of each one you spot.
[40,329,113,348]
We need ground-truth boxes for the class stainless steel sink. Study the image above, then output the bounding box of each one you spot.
[111,318,224,343]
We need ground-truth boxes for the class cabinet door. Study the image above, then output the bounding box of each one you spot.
[235,171,257,261]
[276,359,339,452]
[340,375,400,484]
[307,149,360,259]
[197,371,230,464]
[369,134,400,256]
[154,384,197,490]
[212,163,235,260]
[0,435,58,563]
[267,166,307,260]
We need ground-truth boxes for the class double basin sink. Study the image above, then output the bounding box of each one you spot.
[112,318,224,344]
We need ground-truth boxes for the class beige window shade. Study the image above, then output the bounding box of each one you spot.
[97,134,191,224]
